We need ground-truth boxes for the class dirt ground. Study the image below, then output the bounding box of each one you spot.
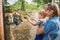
[5,10,38,40]
[5,20,37,40]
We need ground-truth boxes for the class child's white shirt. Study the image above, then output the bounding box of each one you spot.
[35,18,46,27]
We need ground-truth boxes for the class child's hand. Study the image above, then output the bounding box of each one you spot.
[24,17,27,19]
[27,16,30,20]
[24,16,30,21]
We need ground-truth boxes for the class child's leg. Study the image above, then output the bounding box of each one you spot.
[35,34,43,40]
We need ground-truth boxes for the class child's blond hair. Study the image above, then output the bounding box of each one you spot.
[38,11,46,18]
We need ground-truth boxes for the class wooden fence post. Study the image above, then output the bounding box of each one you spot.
[0,0,4,40]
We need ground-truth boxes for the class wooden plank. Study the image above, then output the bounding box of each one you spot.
[0,0,4,40]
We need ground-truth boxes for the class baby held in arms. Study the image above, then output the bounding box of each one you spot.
[24,11,47,40]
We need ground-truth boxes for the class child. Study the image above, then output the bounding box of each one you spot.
[25,11,46,40]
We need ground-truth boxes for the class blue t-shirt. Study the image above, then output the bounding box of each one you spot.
[43,16,59,40]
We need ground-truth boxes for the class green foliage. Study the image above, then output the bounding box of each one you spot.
[33,0,45,7]
[19,0,22,2]
[43,0,51,4]
[25,3,37,10]
[33,0,41,4]
[10,0,21,9]
[4,0,7,4]
[6,0,45,10]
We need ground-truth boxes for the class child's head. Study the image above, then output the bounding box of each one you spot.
[44,3,59,17]
[38,11,46,19]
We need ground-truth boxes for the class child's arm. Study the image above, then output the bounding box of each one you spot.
[26,16,37,26]
[28,19,37,26]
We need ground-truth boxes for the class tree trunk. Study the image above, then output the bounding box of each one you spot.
[21,0,25,11]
